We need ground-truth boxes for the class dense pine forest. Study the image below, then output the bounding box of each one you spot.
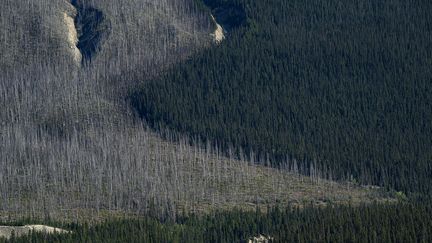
[131,0,432,195]
[3,203,432,242]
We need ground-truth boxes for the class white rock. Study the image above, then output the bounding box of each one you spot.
[0,225,70,239]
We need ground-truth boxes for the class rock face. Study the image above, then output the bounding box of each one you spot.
[64,11,82,64]
[0,225,70,239]
[210,15,225,44]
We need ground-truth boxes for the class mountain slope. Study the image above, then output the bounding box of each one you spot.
[131,0,432,195]
[0,0,396,221]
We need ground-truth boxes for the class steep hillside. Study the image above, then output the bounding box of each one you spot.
[0,0,213,219]
[0,1,75,71]
[0,0,398,222]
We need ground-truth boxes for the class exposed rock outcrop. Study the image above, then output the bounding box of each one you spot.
[210,14,225,44]
[0,225,70,239]
[248,234,274,243]
[64,11,82,64]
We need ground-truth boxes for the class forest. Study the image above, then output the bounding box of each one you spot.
[131,0,432,196]
[3,203,432,242]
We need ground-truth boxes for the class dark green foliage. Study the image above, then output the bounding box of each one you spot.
[3,203,432,242]
[131,0,432,194]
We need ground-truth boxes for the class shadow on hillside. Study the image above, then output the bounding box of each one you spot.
[71,0,111,64]
[202,0,247,32]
